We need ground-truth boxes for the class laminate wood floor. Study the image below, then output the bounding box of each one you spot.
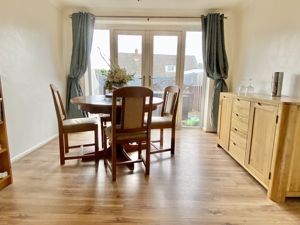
[1,128,300,225]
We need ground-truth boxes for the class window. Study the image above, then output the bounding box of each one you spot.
[165,65,176,73]
[90,29,110,95]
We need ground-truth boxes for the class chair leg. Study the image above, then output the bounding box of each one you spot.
[112,141,117,181]
[103,134,107,165]
[94,127,99,163]
[138,141,142,159]
[160,128,164,147]
[64,133,69,153]
[101,119,105,149]
[171,126,175,155]
[59,133,65,165]
[145,137,150,176]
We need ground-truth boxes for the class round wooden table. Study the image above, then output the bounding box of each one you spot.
[71,95,163,114]
[71,95,163,169]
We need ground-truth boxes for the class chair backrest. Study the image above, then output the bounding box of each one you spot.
[50,84,67,128]
[161,86,180,121]
[112,86,153,135]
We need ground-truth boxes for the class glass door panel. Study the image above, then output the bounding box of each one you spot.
[151,35,178,96]
[181,32,204,127]
[116,33,144,86]
[150,33,180,116]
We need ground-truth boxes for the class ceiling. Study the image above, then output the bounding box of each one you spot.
[49,0,248,11]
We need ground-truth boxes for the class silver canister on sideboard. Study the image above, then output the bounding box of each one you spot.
[271,72,284,97]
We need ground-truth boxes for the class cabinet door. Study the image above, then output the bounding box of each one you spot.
[246,102,278,186]
[217,94,232,151]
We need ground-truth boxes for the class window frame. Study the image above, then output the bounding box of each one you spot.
[88,20,205,127]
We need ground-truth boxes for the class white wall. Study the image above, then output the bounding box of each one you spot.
[231,0,300,97]
[0,0,64,159]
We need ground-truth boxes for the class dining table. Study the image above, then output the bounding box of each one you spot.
[71,94,163,115]
[71,94,163,170]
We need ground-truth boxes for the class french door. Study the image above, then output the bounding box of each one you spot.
[113,30,182,95]
[89,29,204,127]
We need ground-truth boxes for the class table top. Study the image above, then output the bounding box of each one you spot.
[71,95,163,114]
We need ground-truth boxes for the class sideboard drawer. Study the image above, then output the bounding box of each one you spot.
[231,117,249,134]
[233,98,250,117]
[230,130,247,150]
[232,111,249,125]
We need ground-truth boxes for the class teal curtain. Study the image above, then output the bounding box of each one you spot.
[202,13,229,131]
[66,12,95,118]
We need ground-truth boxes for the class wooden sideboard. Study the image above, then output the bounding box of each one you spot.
[217,92,300,203]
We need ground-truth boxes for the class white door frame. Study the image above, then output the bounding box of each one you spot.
[112,30,147,86]
[148,31,182,88]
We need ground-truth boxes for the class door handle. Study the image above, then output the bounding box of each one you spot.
[138,75,146,79]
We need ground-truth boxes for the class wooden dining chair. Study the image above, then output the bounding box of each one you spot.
[50,84,99,165]
[103,86,153,181]
[150,86,180,155]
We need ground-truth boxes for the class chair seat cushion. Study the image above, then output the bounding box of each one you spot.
[105,126,147,141]
[63,117,98,130]
[150,116,172,129]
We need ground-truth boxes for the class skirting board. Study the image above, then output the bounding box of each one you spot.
[11,134,58,163]
[202,126,217,133]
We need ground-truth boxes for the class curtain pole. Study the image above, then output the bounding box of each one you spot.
[69,15,228,19]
